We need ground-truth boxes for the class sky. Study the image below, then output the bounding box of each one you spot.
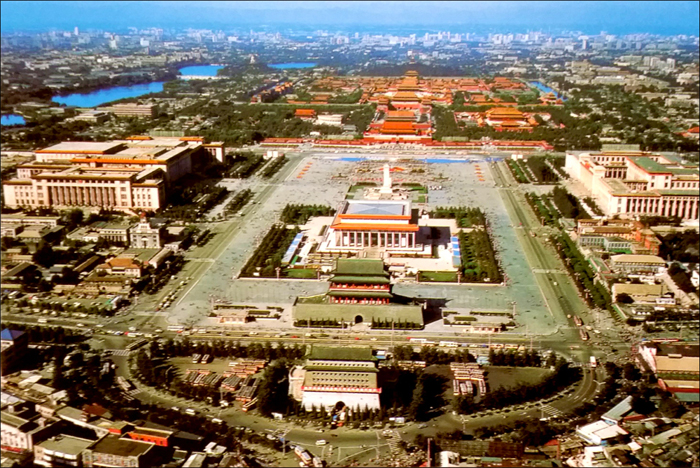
[1,1,699,36]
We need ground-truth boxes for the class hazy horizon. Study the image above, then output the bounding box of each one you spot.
[1,1,699,36]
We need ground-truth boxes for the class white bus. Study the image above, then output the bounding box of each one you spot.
[439,341,459,348]
[409,338,427,344]
[167,325,185,332]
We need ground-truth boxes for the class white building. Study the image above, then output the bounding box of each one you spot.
[315,114,344,127]
[2,136,224,211]
[565,151,699,221]
[129,214,163,248]
[290,346,381,411]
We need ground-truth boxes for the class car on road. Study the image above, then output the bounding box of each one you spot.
[315,440,327,446]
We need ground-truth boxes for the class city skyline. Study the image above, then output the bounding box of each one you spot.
[1,1,699,36]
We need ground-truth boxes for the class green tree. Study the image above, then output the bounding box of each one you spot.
[32,243,55,268]
[257,360,291,417]
[616,292,635,304]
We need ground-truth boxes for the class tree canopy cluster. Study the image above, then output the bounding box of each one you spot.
[550,186,591,219]
[280,204,335,225]
[459,229,502,283]
[552,234,612,309]
[429,206,486,228]
[659,231,699,263]
[240,224,299,277]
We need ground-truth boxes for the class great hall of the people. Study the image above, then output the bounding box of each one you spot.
[3,136,224,212]
[565,151,699,221]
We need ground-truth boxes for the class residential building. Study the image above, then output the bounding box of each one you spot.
[609,254,667,274]
[100,103,157,118]
[637,342,699,402]
[575,420,629,446]
[612,282,675,305]
[289,346,381,411]
[0,214,62,228]
[1,329,29,375]
[124,426,172,447]
[33,434,94,467]
[82,435,157,468]
[66,222,130,245]
[54,407,114,438]
[75,110,110,124]
[1,399,59,454]
[564,152,699,221]
[95,257,143,278]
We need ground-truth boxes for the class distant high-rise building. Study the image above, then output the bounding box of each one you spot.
[74,26,79,36]
[582,38,588,50]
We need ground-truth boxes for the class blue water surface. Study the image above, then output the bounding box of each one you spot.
[51,81,166,108]
[337,157,503,163]
[269,62,317,69]
[529,81,568,101]
[1,114,26,126]
[178,65,224,76]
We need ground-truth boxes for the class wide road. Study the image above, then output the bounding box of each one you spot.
[103,334,602,467]
[489,161,590,345]
[106,347,603,467]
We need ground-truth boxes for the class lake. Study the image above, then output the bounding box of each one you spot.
[530,81,568,100]
[51,81,166,108]
[1,114,26,126]
[269,62,317,69]
[178,65,225,77]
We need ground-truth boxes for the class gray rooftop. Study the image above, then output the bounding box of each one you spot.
[307,346,375,362]
[344,201,408,216]
[38,435,95,456]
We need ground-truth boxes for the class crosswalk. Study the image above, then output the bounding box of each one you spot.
[122,388,142,401]
[539,404,565,418]
[106,349,132,356]
[383,430,403,456]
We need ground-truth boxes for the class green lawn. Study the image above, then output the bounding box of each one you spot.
[284,268,318,279]
[420,271,458,282]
